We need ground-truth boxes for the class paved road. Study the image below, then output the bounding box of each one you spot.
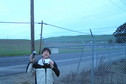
[0,49,125,77]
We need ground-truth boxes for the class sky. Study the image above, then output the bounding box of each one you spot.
[0,0,126,40]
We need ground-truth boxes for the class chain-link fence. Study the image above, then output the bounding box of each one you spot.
[44,35,126,84]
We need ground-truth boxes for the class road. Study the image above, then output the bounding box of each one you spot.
[0,49,125,77]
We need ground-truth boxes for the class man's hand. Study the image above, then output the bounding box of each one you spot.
[49,60,54,68]
[29,54,35,63]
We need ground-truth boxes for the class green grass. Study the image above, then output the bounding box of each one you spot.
[0,35,115,56]
[0,39,40,56]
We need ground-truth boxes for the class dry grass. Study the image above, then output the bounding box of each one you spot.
[61,58,126,84]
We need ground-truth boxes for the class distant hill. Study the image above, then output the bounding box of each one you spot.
[0,35,114,42]
[44,35,114,42]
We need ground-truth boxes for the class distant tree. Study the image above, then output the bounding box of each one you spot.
[113,22,126,43]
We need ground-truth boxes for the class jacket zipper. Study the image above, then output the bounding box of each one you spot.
[45,68,47,84]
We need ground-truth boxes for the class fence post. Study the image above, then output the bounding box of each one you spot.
[108,44,111,64]
[90,29,95,84]
[76,40,84,74]
[95,41,98,68]
[118,44,120,62]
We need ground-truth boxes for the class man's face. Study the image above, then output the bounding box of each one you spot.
[42,50,50,59]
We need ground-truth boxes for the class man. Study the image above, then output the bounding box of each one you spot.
[26,47,60,84]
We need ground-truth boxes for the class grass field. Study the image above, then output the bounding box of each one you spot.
[0,39,41,56]
[0,35,115,56]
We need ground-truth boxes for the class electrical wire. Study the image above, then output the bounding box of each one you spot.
[0,21,39,24]
[0,21,118,35]
[109,0,126,12]
[11,28,30,39]
[0,21,89,34]
[120,0,126,6]
[42,22,89,34]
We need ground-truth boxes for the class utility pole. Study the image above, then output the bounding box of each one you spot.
[39,21,43,54]
[30,0,35,53]
[90,29,95,84]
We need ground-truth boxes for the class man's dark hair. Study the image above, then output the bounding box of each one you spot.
[41,47,51,54]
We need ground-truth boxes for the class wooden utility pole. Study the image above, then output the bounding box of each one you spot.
[30,0,35,53]
[39,21,43,54]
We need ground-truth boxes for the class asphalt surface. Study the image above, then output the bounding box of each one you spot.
[0,49,125,77]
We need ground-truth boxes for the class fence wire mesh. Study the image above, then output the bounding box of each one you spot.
[45,35,126,84]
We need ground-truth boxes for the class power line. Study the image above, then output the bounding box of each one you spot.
[120,0,126,6]
[11,28,30,39]
[0,21,119,29]
[87,26,118,29]
[42,22,89,34]
[0,21,39,24]
[109,0,126,12]
[0,21,89,34]
[0,21,118,35]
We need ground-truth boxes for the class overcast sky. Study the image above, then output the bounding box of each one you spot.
[0,0,126,39]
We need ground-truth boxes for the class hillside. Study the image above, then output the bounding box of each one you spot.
[44,35,114,41]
